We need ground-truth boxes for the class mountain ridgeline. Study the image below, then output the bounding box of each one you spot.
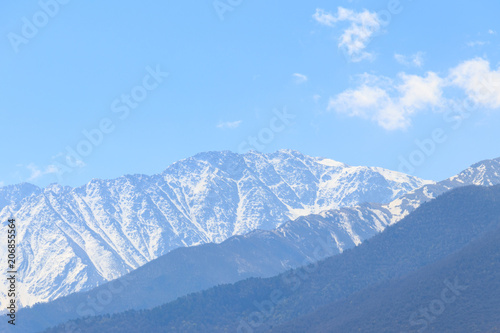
[5,156,500,333]
[44,185,500,332]
[273,209,500,332]
[0,150,431,309]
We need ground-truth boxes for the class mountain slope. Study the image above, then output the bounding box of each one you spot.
[0,150,430,309]
[273,211,500,332]
[8,156,500,333]
[43,185,500,332]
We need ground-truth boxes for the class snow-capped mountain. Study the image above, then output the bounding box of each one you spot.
[0,150,431,309]
[8,156,500,333]
[300,156,500,253]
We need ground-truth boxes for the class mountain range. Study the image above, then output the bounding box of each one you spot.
[0,150,431,309]
[44,184,500,332]
[5,155,500,332]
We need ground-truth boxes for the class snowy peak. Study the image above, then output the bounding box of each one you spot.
[445,157,500,186]
[0,150,431,309]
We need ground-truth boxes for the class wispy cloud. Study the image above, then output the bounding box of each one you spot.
[313,7,382,62]
[312,8,337,27]
[394,52,425,67]
[25,163,60,181]
[292,73,308,84]
[217,120,243,129]
[327,57,500,130]
[488,29,496,35]
[328,72,444,130]
[0,181,4,187]
[449,57,500,109]
[466,40,489,47]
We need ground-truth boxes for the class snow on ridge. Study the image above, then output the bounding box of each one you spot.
[317,158,346,168]
[0,150,432,309]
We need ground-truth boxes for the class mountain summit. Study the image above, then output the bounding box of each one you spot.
[0,150,430,308]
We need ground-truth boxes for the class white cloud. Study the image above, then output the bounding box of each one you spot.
[328,72,444,130]
[25,163,60,181]
[466,40,489,47]
[488,29,496,35]
[397,72,444,109]
[448,57,500,109]
[0,181,4,187]
[217,120,242,129]
[292,73,308,84]
[313,94,321,102]
[327,57,500,130]
[313,7,382,62]
[394,52,425,67]
[312,8,336,27]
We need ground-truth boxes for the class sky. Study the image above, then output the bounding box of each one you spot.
[1,0,500,188]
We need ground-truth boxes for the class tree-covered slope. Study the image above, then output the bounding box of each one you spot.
[273,212,500,332]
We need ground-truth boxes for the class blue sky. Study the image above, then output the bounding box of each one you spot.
[1,0,500,187]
